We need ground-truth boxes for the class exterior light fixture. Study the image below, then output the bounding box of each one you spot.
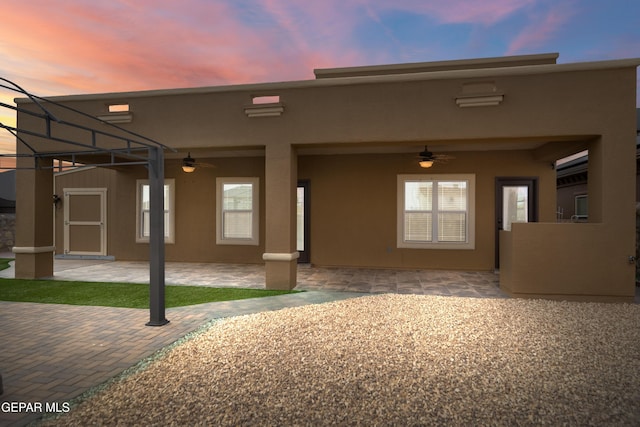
[182,153,196,173]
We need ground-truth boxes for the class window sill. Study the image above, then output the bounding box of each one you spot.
[398,241,475,250]
[216,239,259,246]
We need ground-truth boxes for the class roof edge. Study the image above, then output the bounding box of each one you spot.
[16,57,640,104]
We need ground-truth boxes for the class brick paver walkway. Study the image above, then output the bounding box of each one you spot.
[0,291,364,427]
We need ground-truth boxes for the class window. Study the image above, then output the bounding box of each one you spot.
[574,194,588,219]
[216,177,259,245]
[136,179,175,243]
[398,174,475,249]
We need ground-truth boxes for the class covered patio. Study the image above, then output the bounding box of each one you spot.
[0,257,506,298]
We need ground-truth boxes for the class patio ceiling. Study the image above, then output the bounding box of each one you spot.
[163,136,592,160]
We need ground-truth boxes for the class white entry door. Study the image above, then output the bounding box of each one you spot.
[63,188,107,256]
[495,178,537,269]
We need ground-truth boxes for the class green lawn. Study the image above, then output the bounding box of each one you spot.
[0,278,299,308]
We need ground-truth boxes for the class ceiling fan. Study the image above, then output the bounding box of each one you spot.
[181,152,216,173]
[417,146,454,168]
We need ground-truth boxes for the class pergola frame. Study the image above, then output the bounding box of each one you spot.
[0,78,174,326]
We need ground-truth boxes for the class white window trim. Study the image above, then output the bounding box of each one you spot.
[216,177,260,246]
[397,174,475,250]
[136,179,175,244]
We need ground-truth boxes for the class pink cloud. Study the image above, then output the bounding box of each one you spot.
[0,0,346,96]
[247,1,372,72]
[506,3,576,55]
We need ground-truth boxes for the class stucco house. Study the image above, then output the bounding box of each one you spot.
[12,53,640,302]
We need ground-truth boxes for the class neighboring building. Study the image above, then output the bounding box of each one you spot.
[0,170,16,213]
[556,154,589,221]
[13,53,640,301]
[0,170,16,252]
[556,109,640,220]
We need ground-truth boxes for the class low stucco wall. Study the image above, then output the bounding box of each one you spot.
[500,222,635,301]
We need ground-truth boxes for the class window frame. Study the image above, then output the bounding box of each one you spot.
[397,174,475,250]
[574,194,588,220]
[216,177,260,246]
[136,178,175,244]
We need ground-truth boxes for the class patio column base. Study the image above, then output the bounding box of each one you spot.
[263,252,299,290]
[14,251,54,279]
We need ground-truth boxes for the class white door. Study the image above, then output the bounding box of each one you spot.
[63,188,107,256]
[495,178,537,268]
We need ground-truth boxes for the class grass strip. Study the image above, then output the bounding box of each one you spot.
[0,258,12,271]
[0,278,299,308]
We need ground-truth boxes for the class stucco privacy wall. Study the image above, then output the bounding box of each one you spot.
[15,54,640,298]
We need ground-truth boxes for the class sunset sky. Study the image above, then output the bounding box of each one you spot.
[1,0,639,154]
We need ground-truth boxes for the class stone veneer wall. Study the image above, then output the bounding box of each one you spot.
[0,213,15,253]
[637,204,640,282]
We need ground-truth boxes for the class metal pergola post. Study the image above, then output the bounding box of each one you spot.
[146,146,169,326]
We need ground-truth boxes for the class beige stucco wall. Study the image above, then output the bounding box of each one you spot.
[22,62,636,151]
[54,149,555,270]
[56,158,267,263]
[299,150,555,270]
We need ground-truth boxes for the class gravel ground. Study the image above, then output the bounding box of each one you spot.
[40,294,640,426]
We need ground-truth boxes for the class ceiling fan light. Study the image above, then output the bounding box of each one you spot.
[419,159,434,168]
[182,153,196,172]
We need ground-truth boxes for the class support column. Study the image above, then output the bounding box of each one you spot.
[263,143,298,290]
[146,147,169,326]
[14,157,54,278]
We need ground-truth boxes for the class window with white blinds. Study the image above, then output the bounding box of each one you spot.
[216,177,259,245]
[136,179,175,243]
[398,175,475,249]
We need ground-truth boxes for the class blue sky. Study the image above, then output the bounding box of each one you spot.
[1,0,639,153]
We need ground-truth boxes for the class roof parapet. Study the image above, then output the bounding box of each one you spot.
[314,53,559,79]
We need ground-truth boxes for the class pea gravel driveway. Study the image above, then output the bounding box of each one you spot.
[40,294,640,426]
